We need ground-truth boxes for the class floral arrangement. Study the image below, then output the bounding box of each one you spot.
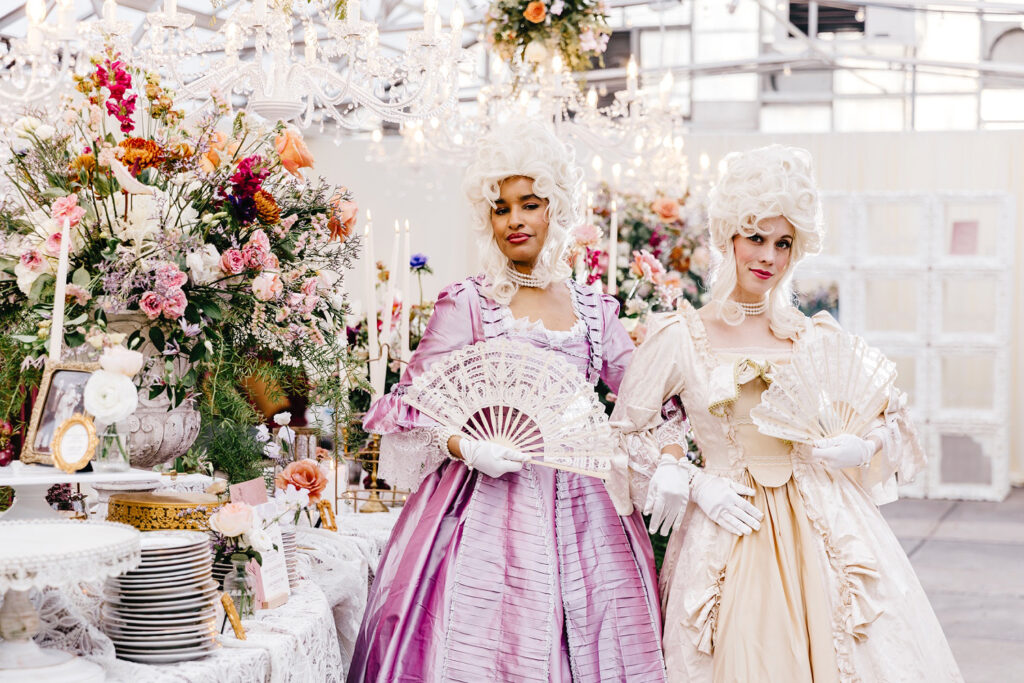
[208,501,275,565]
[486,0,611,73]
[273,457,329,524]
[0,48,360,461]
[571,187,710,344]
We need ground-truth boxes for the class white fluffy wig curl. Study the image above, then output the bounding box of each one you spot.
[705,144,824,339]
[462,120,582,305]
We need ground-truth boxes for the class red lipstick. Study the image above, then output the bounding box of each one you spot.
[751,268,773,280]
[507,233,530,245]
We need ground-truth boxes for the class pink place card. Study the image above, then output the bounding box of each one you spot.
[950,220,979,255]
[230,478,269,506]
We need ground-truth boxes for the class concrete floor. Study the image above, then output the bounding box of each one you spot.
[880,486,1024,683]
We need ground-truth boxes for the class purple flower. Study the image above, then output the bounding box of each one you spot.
[179,319,201,337]
[409,253,429,270]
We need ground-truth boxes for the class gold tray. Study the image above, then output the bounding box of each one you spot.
[107,491,225,531]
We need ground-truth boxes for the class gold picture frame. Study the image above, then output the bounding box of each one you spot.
[51,414,98,473]
[22,361,99,466]
[317,498,337,531]
[220,592,247,640]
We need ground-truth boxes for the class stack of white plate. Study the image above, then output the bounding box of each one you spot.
[102,530,218,663]
[281,528,298,586]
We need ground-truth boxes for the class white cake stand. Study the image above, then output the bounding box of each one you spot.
[0,462,161,519]
[0,519,141,682]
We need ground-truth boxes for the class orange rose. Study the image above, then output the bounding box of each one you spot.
[523,1,546,23]
[328,191,358,241]
[652,196,681,222]
[275,458,329,502]
[275,127,315,178]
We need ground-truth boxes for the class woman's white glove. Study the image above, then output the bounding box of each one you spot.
[644,455,692,537]
[690,471,762,536]
[458,439,529,479]
[811,433,876,470]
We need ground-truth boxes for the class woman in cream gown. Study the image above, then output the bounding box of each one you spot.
[608,145,963,683]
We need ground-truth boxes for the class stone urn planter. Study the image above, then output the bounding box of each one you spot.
[105,313,202,468]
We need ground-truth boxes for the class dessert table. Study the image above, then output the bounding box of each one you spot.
[0,463,161,520]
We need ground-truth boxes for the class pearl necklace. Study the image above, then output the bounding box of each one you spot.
[505,264,544,289]
[735,298,768,316]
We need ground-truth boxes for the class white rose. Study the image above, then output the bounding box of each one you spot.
[273,411,291,426]
[83,370,138,425]
[34,124,55,141]
[185,244,221,285]
[524,40,549,64]
[242,528,274,554]
[99,346,144,377]
[208,502,255,538]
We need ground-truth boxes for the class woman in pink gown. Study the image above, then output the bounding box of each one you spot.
[347,122,666,683]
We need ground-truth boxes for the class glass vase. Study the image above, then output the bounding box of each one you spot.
[223,555,257,619]
[93,422,130,472]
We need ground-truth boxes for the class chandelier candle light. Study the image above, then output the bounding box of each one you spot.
[400,220,412,363]
[47,219,71,363]
[363,212,381,402]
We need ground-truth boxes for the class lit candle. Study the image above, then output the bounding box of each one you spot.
[348,0,360,24]
[424,0,437,39]
[102,0,116,22]
[606,200,618,296]
[304,24,317,64]
[450,6,464,49]
[48,219,71,362]
[659,71,673,108]
[363,212,380,401]
[165,0,177,14]
[399,220,411,363]
[626,55,638,97]
[381,221,400,363]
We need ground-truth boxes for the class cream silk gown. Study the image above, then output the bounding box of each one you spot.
[607,301,963,683]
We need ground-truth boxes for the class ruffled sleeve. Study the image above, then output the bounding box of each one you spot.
[606,312,688,515]
[362,279,479,434]
[362,279,480,492]
[597,294,635,393]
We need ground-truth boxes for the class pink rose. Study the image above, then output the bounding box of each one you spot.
[573,223,601,248]
[139,291,163,319]
[220,248,245,275]
[247,229,270,252]
[630,250,666,282]
[301,277,318,297]
[161,288,187,320]
[65,284,91,305]
[50,194,86,227]
[242,242,267,271]
[44,232,64,257]
[263,252,279,270]
[301,295,319,314]
[208,502,255,538]
[287,292,304,308]
[154,262,187,291]
[19,249,45,271]
[252,272,283,301]
[652,197,681,222]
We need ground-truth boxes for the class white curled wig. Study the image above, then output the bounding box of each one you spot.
[705,144,824,339]
[462,120,582,304]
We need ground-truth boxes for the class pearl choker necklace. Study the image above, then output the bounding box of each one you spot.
[505,265,544,289]
[735,298,768,316]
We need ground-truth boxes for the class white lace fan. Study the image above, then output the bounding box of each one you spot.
[402,338,613,478]
[750,331,897,445]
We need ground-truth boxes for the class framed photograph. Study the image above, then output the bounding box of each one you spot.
[22,361,99,466]
[52,414,99,473]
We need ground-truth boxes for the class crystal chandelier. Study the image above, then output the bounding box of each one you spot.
[167,0,467,132]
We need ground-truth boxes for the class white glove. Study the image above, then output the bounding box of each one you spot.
[458,439,529,479]
[644,455,692,537]
[690,471,762,536]
[811,433,876,470]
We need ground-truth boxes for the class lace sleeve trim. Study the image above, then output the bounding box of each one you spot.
[378,426,453,492]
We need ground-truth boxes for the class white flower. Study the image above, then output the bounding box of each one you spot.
[264,441,282,459]
[12,116,42,139]
[34,124,55,141]
[185,244,221,285]
[273,411,292,426]
[524,40,549,64]
[550,0,565,14]
[115,194,159,245]
[285,484,310,508]
[99,346,144,377]
[254,424,271,443]
[83,370,138,425]
[242,528,274,554]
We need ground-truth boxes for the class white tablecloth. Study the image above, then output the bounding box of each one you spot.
[337,507,401,570]
[26,527,369,682]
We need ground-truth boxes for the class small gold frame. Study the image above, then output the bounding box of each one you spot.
[51,414,98,473]
[317,498,337,531]
[22,361,99,466]
[220,592,247,640]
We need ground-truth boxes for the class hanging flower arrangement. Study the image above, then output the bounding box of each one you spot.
[486,0,611,72]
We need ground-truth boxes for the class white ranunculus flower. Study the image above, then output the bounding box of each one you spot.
[13,116,42,139]
[99,346,144,377]
[273,411,292,426]
[83,370,138,425]
[524,40,549,64]
[243,528,274,554]
[185,244,221,285]
[34,124,55,141]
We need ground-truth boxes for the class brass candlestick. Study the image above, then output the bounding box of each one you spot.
[359,435,388,513]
